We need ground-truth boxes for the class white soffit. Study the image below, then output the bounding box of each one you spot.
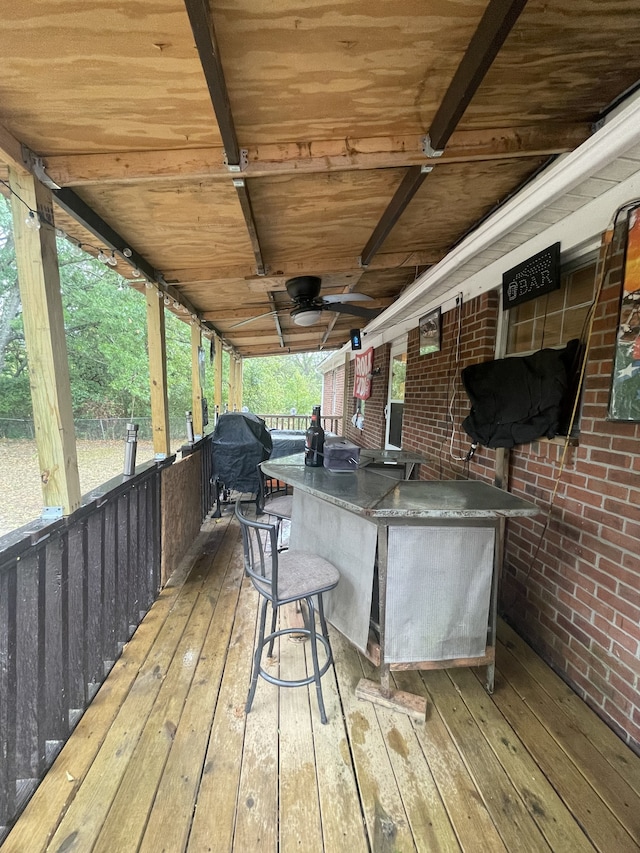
[363,89,640,349]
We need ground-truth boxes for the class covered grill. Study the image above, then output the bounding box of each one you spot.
[211,412,272,516]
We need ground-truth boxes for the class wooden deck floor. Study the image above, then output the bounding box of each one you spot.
[4,512,640,853]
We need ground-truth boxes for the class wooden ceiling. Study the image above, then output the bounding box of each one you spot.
[0,0,639,356]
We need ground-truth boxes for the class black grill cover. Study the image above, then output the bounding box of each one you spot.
[211,412,273,492]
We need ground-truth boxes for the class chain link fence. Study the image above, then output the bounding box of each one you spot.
[0,417,192,441]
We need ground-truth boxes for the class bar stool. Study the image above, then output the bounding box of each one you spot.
[235,500,340,724]
[259,471,293,550]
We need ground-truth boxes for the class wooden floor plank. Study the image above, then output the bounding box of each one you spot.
[44,552,212,851]
[498,643,640,845]
[278,606,323,853]
[92,524,240,853]
[0,519,232,853]
[448,666,596,853]
[423,667,553,852]
[498,620,640,797]
[350,649,461,852]
[492,665,638,853]
[394,669,508,853]
[139,522,243,853]
[331,628,418,852]
[186,574,257,852]
[232,591,279,853]
[310,629,370,853]
[6,522,640,853]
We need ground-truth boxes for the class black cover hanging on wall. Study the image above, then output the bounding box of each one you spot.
[461,339,581,449]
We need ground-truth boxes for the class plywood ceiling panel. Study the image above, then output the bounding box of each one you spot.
[0,0,218,154]
[78,180,255,270]
[383,157,548,254]
[0,0,638,357]
[213,0,487,143]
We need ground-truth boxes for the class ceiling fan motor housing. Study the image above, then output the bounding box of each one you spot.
[285,275,322,302]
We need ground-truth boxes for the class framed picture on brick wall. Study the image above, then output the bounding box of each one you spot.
[609,205,640,421]
[419,307,441,355]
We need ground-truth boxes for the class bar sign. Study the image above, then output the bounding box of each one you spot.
[502,242,561,309]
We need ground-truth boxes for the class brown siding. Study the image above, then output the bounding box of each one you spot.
[160,450,202,584]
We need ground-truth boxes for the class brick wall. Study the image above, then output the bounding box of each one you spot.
[343,344,390,448]
[399,224,640,753]
[501,224,640,752]
[322,363,345,421]
[402,292,499,482]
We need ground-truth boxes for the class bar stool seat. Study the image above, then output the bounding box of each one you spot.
[235,500,339,724]
[263,493,293,520]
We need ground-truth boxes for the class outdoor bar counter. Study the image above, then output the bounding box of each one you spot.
[261,453,540,718]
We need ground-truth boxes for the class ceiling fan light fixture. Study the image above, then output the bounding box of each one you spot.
[292,308,323,326]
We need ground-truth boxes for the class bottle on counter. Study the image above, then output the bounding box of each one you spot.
[304,405,325,467]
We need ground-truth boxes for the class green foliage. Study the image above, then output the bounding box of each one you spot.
[242,352,326,415]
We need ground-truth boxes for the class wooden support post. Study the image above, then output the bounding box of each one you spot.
[214,333,223,419]
[146,289,170,458]
[341,352,351,437]
[236,355,243,410]
[191,323,203,439]
[229,355,237,411]
[9,169,81,515]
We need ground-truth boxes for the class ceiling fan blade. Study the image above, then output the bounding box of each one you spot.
[323,303,381,320]
[322,293,374,303]
[230,310,279,328]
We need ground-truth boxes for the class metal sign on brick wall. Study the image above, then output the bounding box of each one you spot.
[502,242,561,310]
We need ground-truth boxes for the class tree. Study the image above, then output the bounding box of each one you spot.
[242,352,327,415]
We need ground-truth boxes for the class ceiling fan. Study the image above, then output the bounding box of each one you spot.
[231,276,381,328]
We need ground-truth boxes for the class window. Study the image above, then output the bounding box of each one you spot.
[507,258,597,355]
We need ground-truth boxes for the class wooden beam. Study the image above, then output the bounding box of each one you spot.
[359,0,529,267]
[360,166,428,268]
[183,0,240,165]
[41,124,589,186]
[427,0,529,152]
[0,125,30,175]
[164,250,441,284]
[214,334,223,418]
[233,178,265,275]
[146,291,171,457]
[9,169,81,514]
[236,356,243,410]
[191,324,203,439]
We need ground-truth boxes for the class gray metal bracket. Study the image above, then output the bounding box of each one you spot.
[224,148,248,172]
[421,135,445,158]
[41,506,63,521]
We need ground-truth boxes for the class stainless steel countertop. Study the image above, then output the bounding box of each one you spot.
[261,455,540,520]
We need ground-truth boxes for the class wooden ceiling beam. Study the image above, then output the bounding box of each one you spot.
[427,0,529,154]
[42,124,589,187]
[359,0,529,268]
[184,0,266,276]
[0,124,30,175]
[163,250,441,284]
[183,0,239,165]
[360,167,428,269]
[233,178,266,276]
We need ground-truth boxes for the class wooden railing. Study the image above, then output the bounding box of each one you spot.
[259,413,342,435]
[0,461,167,840]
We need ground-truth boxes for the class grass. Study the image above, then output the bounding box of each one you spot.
[0,439,155,538]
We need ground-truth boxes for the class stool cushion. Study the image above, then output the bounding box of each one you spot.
[264,494,293,519]
[254,550,339,601]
